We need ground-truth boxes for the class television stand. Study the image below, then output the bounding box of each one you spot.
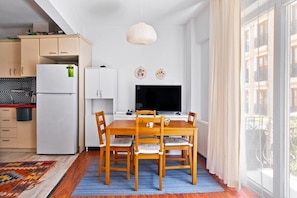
[114,112,188,121]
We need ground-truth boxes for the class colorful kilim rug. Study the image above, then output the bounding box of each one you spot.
[0,161,56,198]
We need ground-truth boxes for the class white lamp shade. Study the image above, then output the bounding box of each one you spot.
[127,22,157,45]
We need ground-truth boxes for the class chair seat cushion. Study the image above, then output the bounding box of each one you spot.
[134,144,162,154]
[100,137,133,147]
[164,137,192,146]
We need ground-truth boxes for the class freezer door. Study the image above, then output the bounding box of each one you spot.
[37,64,78,94]
[37,93,78,154]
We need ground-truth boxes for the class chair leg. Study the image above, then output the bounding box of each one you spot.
[189,147,193,175]
[114,151,118,164]
[159,155,163,191]
[98,148,104,177]
[134,155,138,191]
[163,151,166,177]
[127,151,130,180]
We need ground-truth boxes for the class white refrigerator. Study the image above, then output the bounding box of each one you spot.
[36,64,78,154]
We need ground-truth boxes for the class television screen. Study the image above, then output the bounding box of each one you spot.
[135,85,181,112]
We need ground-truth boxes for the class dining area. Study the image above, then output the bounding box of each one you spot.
[95,110,198,191]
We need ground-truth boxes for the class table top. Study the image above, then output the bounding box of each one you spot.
[106,120,197,135]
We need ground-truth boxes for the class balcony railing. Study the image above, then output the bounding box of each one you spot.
[245,116,272,169]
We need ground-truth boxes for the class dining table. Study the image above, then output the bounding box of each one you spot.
[105,119,198,185]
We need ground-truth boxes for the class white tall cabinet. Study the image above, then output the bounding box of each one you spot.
[85,66,117,150]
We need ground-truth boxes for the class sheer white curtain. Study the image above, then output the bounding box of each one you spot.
[207,0,241,188]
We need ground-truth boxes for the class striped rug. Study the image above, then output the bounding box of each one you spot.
[72,159,224,196]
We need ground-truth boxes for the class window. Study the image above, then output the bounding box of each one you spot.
[241,1,274,196]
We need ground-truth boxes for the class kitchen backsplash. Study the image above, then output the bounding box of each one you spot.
[0,78,36,104]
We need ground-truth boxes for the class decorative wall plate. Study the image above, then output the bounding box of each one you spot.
[156,68,166,80]
[134,66,146,79]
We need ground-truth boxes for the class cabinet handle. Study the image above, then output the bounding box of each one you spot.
[1,129,10,132]
[96,90,99,96]
[13,68,16,75]
[60,52,68,54]
[2,119,10,121]
[1,109,9,111]
[49,52,57,54]
[100,90,102,98]
[22,67,24,74]
[9,68,12,76]
[2,139,10,142]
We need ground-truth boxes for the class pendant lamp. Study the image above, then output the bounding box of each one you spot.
[127,22,157,45]
[126,0,157,45]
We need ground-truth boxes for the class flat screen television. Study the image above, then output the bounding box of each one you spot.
[135,85,181,113]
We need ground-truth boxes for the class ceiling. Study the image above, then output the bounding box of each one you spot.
[0,0,208,30]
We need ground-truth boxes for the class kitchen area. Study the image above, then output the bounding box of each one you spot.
[0,77,37,150]
[0,34,92,153]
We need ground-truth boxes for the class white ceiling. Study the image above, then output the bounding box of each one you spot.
[0,0,208,29]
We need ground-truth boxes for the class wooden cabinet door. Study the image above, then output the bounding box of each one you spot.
[59,37,79,55]
[9,42,21,77]
[0,42,10,77]
[17,109,36,148]
[40,38,58,56]
[0,41,21,77]
[21,39,39,77]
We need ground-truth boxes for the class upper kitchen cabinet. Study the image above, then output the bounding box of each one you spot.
[20,38,39,77]
[40,37,79,56]
[0,40,21,78]
[85,67,117,99]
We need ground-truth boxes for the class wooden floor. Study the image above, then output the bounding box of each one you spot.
[49,150,259,198]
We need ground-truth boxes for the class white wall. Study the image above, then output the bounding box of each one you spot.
[195,5,209,121]
[83,25,186,113]
[0,27,30,39]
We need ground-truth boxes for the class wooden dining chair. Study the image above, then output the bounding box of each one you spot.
[163,111,197,176]
[135,109,156,117]
[95,111,133,180]
[134,114,165,191]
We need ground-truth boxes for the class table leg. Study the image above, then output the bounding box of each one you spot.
[192,128,198,185]
[105,128,110,185]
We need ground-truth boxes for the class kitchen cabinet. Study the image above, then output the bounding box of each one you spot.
[85,67,117,99]
[0,108,36,149]
[0,108,17,148]
[40,37,79,56]
[17,108,36,148]
[20,38,39,77]
[0,41,21,77]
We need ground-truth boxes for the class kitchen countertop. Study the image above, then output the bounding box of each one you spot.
[0,104,36,108]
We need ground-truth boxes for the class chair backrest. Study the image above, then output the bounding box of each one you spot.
[134,115,164,154]
[188,112,197,127]
[95,111,106,146]
[136,110,156,117]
